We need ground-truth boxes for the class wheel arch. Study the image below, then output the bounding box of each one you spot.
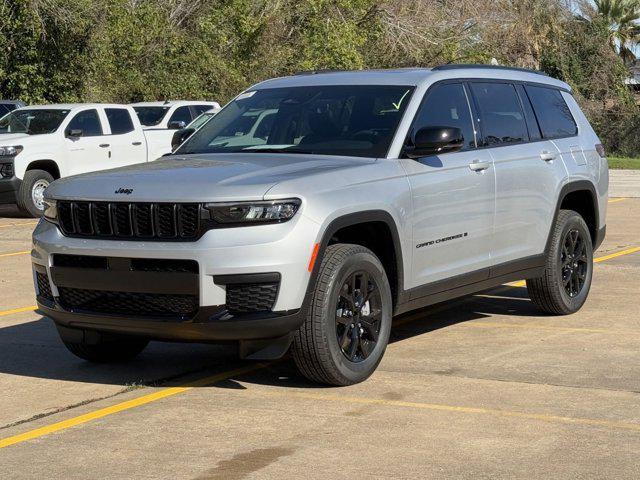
[25,159,61,180]
[547,180,600,252]
[311,210,405,309]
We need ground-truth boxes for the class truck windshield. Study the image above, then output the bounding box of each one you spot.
[133,106,170,126]
[178,85,415,158]
[0,109,70,135]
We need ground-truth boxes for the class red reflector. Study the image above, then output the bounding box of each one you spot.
[595,144,606,158]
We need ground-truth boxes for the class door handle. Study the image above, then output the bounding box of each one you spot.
[540,151,556,162]
[132,141,142,146]
[469,160,490,172]
[99,143,110,148]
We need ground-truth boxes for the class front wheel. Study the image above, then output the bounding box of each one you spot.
[292,244,393,386]
[527,209,593,315]
[17,169,54,217]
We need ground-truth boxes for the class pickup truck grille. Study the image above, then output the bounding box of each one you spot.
[57,201,201,240]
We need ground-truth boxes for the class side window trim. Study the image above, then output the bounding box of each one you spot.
[515,84,541,141]
[406,80,479,152]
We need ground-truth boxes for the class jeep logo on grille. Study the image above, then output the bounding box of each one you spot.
[114,188,133,195]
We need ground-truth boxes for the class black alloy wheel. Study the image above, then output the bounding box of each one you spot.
[335,271,382,363]
[561,228,588,298]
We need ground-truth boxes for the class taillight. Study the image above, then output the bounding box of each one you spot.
[595,144,606,158]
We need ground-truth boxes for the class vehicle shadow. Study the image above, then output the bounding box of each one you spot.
[0,205,30,219]
[0,285,540,389]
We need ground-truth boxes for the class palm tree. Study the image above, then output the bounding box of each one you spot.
[594,0,640,64]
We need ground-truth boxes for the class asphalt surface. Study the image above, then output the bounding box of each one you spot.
[0,199,638,479]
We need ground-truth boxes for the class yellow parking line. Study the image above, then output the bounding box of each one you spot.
[608,198,627,204]
[0,363,266,449]
[507,245,640,288]
[261,391,640,433]
[0,221,38,229]
[467,321,640,336]
[0,306,37,317]
[0,250,30,259]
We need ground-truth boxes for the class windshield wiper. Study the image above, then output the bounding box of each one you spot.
[240,147,314,154]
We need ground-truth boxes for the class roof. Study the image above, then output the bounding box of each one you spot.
[251,65,571,92]
[130,101,220,107]
[12,103,134,111]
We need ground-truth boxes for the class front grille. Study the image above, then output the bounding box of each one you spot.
[58,287,198,319]
[57,201,201,240]
[226,283,278,315]
[36,272,53,302]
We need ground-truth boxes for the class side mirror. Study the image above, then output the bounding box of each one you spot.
[66,128,83,138]
[404,126,464,159]
[168,120,187,130]
[171,128,196,151]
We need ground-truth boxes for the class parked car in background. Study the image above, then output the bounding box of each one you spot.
[0,100,26,116]
[0,104,166,216]
[132,101,221,160]
[170,108,219,151]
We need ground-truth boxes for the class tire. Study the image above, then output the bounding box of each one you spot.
[17,169,54,218]
[527,209,593,315]
[292,244,393,386]
[61,334,149,363]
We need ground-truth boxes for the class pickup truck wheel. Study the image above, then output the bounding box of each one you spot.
[61,335,149,363]
[527,209,593,315]
[292,244,392,386]
[17,169,54,217]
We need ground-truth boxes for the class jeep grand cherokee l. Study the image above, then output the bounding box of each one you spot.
[32,65,608,385]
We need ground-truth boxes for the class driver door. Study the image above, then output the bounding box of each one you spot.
[64,108,109,176]
[399,82,496,292]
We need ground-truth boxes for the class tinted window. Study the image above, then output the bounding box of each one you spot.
[105,108,135,134]
[67,109,103,136]
[179,85,414,158]
[169,106,193,126]
[193,104,213,115]
[133,106,169,126]
[0,105,11,116]
[470,83,528,146]
[525,85,577,138]
[411,83,476,150]
[515,85,542,141]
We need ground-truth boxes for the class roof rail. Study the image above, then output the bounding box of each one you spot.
[293,69,346,76]
[432,64,548,77]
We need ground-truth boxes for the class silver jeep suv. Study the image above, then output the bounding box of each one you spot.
[32,65,608,385]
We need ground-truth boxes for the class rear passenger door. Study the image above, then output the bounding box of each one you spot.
[470,82,566,269]
[105,108,147,168]
[401,82,495,291]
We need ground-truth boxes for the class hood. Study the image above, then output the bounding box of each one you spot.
[46,153,374,203]
[0,133,33,143]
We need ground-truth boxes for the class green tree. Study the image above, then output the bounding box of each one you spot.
[593,0,640,64]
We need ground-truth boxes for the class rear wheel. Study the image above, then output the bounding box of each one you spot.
[292,244,392,386]
[17,169,54,217]
[527,209,593,315]
[59,330,149,363]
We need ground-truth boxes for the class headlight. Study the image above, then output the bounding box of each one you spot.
[205,199,301,225]
[0,145,23,157]
[43,199,57,222]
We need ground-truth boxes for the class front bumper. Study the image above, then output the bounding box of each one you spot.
[32,214,320,344]
[0,175,20,204]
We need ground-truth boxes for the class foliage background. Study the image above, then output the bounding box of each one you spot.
[0,0,638,155]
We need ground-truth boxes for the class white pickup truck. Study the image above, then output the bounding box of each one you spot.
[0,103,169,216]
[131,101,220,161]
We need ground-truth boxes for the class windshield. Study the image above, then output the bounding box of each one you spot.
[133,106,170,126]
[0,109,70,135]
[178,85,414,158]
[188,112,215,130]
